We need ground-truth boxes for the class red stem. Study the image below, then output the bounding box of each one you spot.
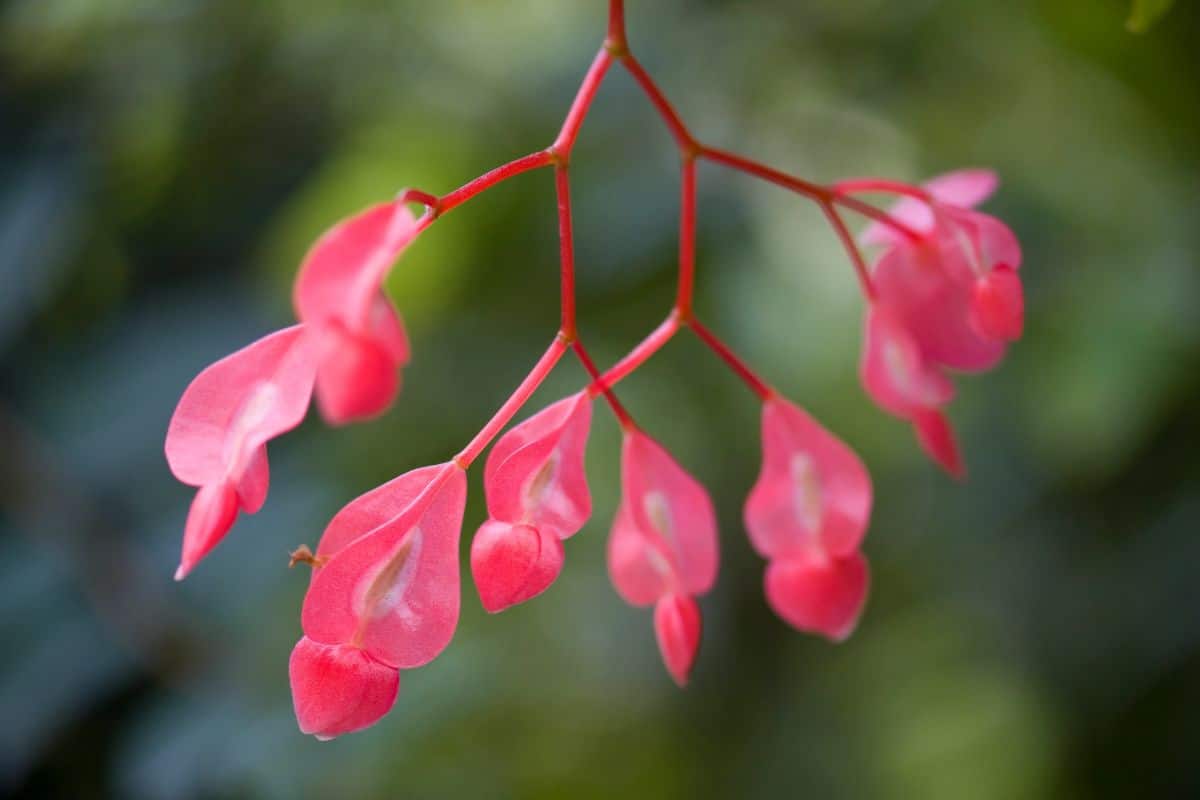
[590,312,681,396]
[689,319,773,401]
[820,202,877,301]
[553,49,613,156]
[677,157,697,317]
[555,166,577,339]
[455,337,569,468]
[620,55,697,153]
[573,340,635,429]
[438,150,556,215]
[608,0,626,48]
[833,178,931,202]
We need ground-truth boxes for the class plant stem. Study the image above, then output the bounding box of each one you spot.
[589,312,681,396]
[573,340,635,429]
[689,319,773,401]
[454,337,569,469]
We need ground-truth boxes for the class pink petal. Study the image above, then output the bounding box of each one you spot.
[175,481,238,581]
[764,551,870,642]
[314,464,449,560]
[620,431,719,596]
[165,325,315,488]
[874,243,1007,372]
[941,208,1022,273]
[289,636,399,740]
[294,201,420,334]
[970,265,1024,343]
[484,393,593,539]
[294,202,418,426]
[302,464,466,669]
[470,520,565,613]
[861,169,999,247]
[608,501,677,607]
[912,409,966,479]
[860,304,955,418]
[745,398,873,561]
[654,593,702,687]
[312,321,401,425]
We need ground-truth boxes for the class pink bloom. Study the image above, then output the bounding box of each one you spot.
[290,462,466,738]
[764,550,869,642]
[165,325,316,579]
[608,430,717,684]
[294,200,421,425]
[289,637,399,741]
[745,397,872,561]
[654,593,701,687]
[472,392,593,612]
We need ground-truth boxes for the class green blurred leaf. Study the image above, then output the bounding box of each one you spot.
[1127,0,1175,32]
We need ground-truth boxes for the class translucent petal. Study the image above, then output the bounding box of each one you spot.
[470,520,564,613]
[302,464,466,669]
[764,551,870,642]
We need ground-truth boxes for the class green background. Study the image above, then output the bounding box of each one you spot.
[2,1,1198,797]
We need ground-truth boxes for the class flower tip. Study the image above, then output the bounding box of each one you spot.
[471,521,564,614]
[764,553,869,642]
[654,594,701,688]
[912,409,965,480]
[289,637,399,740]
[173,563,190,582]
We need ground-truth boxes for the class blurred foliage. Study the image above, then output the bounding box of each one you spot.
[1128,0,1176,32]
[1,1,1199,798]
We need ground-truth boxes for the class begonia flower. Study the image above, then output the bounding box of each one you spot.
[608,430,717,684]
[165,325,316,579]
[472,392,593,612]
[294,200,420,425]
[289,463,467,738]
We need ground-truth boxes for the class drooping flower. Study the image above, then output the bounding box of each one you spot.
[294,200,421,425]
[860,304,965,478]
[472,392,593,612]
[860,169,999,248]
[608,430,718,685]
[289,462,467,738]
[764,550,869,642]
[165,325,316,579]
[744,397,872,561]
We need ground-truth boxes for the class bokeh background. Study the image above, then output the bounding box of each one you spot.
[2,1,1199,797]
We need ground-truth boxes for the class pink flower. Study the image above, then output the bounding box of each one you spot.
[165,325,316,579]
[745,397,872,561]
[290,462,466,738]
[608,430,717,685]
[294,200,421,425]
[764,550,869,642]
[861,169,999,248]
[472,392,593,612]
[744,397,873,639]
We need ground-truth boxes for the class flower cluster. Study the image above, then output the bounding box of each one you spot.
[165,0,1024,739]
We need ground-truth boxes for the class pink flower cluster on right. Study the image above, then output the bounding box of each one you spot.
[859,170,1024,477]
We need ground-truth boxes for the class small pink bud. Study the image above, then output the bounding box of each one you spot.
[165,325,316,578]
[289,636,399,740]
[912,408,966,479]
[764,551,869,642]
[970,265,1024,342]
[302,464,466,669]
[654,593,702,687]
[470,520,564,613]
[484,392,593,539]
[745,397,872,561]
[294,201,419,425]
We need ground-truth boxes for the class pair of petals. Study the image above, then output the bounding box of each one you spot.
[290,463,467,739]
[745,397,872,641]
[294,199,421,425]
[608,431,718,686]
[471,392,593,613]
[165,325,316,579]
